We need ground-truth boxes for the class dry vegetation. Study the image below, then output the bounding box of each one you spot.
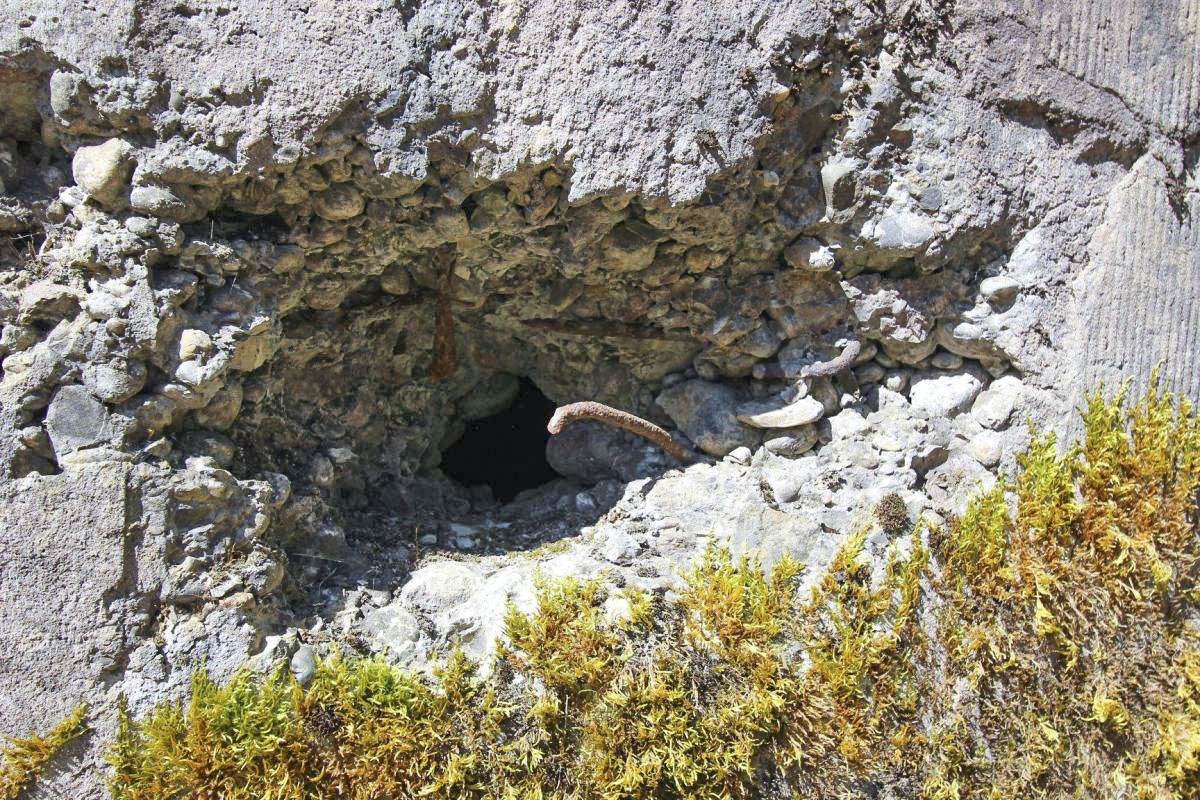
[98,380,1199,799]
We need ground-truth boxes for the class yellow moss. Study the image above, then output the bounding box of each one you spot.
[0,704,89,800]
[103,380,1200,800]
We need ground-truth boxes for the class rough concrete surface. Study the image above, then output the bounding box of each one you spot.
[0,1,1196,795]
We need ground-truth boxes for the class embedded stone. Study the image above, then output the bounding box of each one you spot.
[828,408,871,440]
[873,206,935,252]
[313,184,365,221]
[83,361,146,404]
[379,264,412,295]
[931,350,963,370]
[361,604,422,663]
[736,396,824,428]
[399,561,484,616]
[45,385,110,454]
[782,236,836,271]
[130,184,200,221]
[195,383,244,431]
[908,370,984,417]
[935,319,1002,360]
[179,328,213,361]
[19,282,80,323]
[71,138,132,206]
[656,379,762,457]
[763,424,819,457]
[968,430,1004,467]
[970,375,1022,430]
[980,276,1021,305]
[228,332,274,372]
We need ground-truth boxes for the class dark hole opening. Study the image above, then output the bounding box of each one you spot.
[441,377,560,503]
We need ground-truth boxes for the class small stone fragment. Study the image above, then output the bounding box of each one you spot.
[763,424,819,457]
[871,433,903,452]
[379,264,411,295]
[725,446,752,464]
[290,645,317,685]
[873,206,935,252]
[601,531,639,564]
[83,361,147,404]
[179,328,213,361]
[782,236,836,271]
[854,362,886,385]
[884,370,909,391]
[908,444,949,477]
[828,408,871,440]
[19,282,80,323]
[980,275,1021,305]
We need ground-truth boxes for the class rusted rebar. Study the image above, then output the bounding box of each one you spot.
[428,244,457,380]
[547,401,692,463]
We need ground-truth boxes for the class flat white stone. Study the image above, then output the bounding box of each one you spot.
[736,396,824,428]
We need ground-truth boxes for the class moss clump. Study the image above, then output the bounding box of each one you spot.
[876,491,911,535]
[926,379,1200,799]
[104,380,1200,799]
[0,704,88,800]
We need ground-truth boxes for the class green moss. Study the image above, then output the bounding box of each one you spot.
[0,704,89,800]
[103,380,1200,799]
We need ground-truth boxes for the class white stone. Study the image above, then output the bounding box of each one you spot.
[362,603,422,663]
[873,206,935,251]
[736,395,824,428]
[968,430,1003,467]
[130,184,199,221]
[884,370,910,391]
[725,446,752,464]
[908,370,984,417]
[179,328,213,361]
[872,433,903,452]
[71,138,132,205]
[829,408,871,440]
[980,275,1021,304]
[290,645,317,685]
[601,530,639,564]
[970,375,1022,429]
